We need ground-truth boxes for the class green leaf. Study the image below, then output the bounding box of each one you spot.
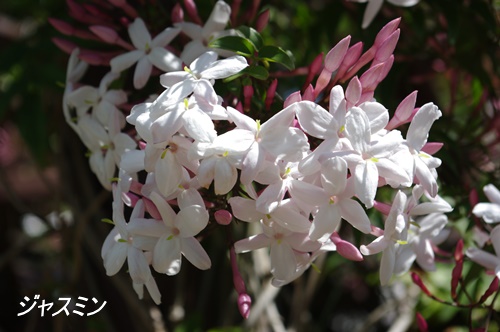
[258,45,295,70]
[208,35,254,56]
[237,26,264,50]
[242,66,269,80]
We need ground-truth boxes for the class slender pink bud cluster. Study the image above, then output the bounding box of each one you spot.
[230,246,251,319]
[330,232,363,261]
[314,36,350,98]
[89,26,134,49]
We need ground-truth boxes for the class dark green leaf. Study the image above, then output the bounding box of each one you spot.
[237,26,264,50]
[208,35,254,56]
[258,45,295,70]
[242,66,269,80]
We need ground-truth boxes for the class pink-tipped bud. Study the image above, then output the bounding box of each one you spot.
[143,197,161,220]
[303,84,315,101]
[451,253,463,300]
[479,277,499,303]
[373,200,391,215]
[454,239,464,262]
[284,91,302,108]
[421,142,443,155]
[129,179,144,195]
[314,69,332,97]
[255,9,270,32]
[359,63,384,91]
[66,0,86,18]
[387,91,418,130]
[171,3,184,23]
[469,188,479,208]
[49,18,75,36]
[243,85,254,111]
[138,141,147,150]
[265,79,278,111]
[416,312,428,332]
[370,225,384,237]
[345,76,361,108]
[373,29,399,66]
[230,0,242,26]
[183,0,203,25]
[90,25,119,44]
[215,210,232,225]
[336,42,363,82]
[375,55,394,85]
[325,36,351,72]
[123,191,140,207]
[331,233,363,261]
[411,272,432,297]
[238,293,251,319]
[303,52,323,90]
[374,17,401,47]
[52,37,77,54]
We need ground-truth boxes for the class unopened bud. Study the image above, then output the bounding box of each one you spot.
[238,293,251,319]
[479,277,499,303]
[255,9,270,32]
[415,312,428,332]
[411,272,432,296]
[331,233,363,261]
[171,3,184,23]
[265,79,278,111]
[214,210,232,225]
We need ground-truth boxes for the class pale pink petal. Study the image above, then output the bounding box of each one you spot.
[153,236,182,275]
[321,156,348,196]
[234,234,271,253]
[128,246,151,284]
[214,158,237,195]
[355,161,378,208]
[360,236,388,255]
[128,18,151,49]
[309,204,341,241]
[148,48,182,72]
[152,27,180,47]
[149,191,176,226]
[338,199,371,233]
[110,50,144,73]
[380,245,395,285]
[176,205,209,237]
[465,248,500,271]
[103,242,127,276]
[484,184,500,205]
[201,56,248,79]
[270,241,297,281]
[133,56,153,89]
[201,0,231,40]
[228,197,263,223]
[472,203,500,224]
[360,101,389,133]
[407,103,442,151]
[154,150,183,197]
[271,202,311,233]
[295,101,337,139]
[182,108,217,143]
[362,0,384,29]
[180,237,211,270]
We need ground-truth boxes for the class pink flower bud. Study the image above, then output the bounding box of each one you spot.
[373,200,391,215]
[143,197,161,220]
[454,239,464,262]
[386,91,418,130]
[345,76,361,109]
[171,3,184,23]
[238,293,251,319]
[255,9,270,32]
[411,272,432,297]
[90,25,119,43]
[479,277,499,303]
[421,142,443,155]
[303,52,323,90]
[469,188,479,208]
[52,37,77,54]
[376,55,394,84]
[265,79,278,111]
[374,17,401,47]
[231,0,242,26]
[303,84,315,101]
[324,35,351,72]
[284,91,302,108]
[183,0,203,25]
[243,85,254,111]
[373,29,399,66]
[314,69,332,97]
[336,42,363,83]
[451,259,463,300]
[48,18,75,36]
[214,210,232,225]
[416,312,428,332]
[331,233,363,261]
[359,63,384,91]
